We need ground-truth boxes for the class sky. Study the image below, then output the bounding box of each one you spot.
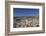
[13,8,39,16]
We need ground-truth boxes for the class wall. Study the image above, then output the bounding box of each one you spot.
[0,0,46,36]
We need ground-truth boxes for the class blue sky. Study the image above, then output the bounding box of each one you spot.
[13,8,39,16]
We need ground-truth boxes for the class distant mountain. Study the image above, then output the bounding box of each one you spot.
[14,16,39,19]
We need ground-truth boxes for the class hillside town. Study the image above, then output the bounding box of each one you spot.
[13,16,39,28]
